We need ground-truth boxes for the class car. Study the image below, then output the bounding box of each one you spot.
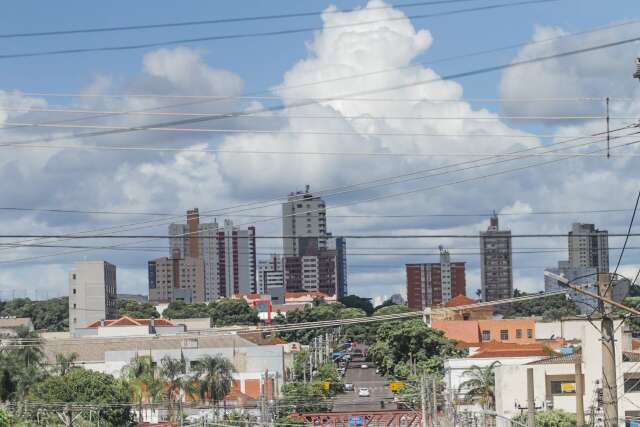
[358,387,371,397]
[360,363,369,369]
[345,383,354,392]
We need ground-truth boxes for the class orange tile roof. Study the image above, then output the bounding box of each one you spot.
[445,295,477,307]
[469,342,551,358]
[285,291,330,298]
[85,316,174,328]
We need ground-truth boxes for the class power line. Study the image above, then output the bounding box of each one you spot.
[0,0,556,59]
[0,0,508,39]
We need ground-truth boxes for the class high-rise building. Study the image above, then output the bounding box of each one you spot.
[69,261,118,335]
[168,209,256,300]
[283,238,339,296]
[282,186,327,257]
[328,236,348,297]
[148,249,206,304]
[257,255,284,294]
[479,215,513,302]
[406,247,466,310]
[568,223,609,273]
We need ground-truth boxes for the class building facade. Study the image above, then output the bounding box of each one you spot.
[257,255,284,294]
[167,209,256,300]
[328,236,348,297]
[282,186,327,257]
[68,261,118,334]
[479,215,513,302]
[406,247,466,310]
[148,250,206,304]
[568,222,609,272]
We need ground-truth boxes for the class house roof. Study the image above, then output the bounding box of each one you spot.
[445,295,477,307]
[285,291,332,299]
[527,353,580,365]
[0,317,32,328]
[470,342,552,358]
[85,316,175,328]
[234,293,270,300]
[225,389,255,402]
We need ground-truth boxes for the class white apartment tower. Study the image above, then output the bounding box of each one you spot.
[568,223,609,273]
[282,186,327,257]
[68,261,117,335]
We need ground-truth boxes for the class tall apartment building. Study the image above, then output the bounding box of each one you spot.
[69,261,118,335]
[328,236,348,297]
[282,186,327,257]
[406,247,466,310]
[148,249,206,304]
[168,209,256,300]
[479,215,513,302]
[568,223,609,272]
[257,255,284,294]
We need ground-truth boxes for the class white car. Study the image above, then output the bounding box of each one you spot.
[358,387,370,397]
[360,363,369,369]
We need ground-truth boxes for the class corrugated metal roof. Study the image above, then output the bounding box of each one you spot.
[527,353,580,365]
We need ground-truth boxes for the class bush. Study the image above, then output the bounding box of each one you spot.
[513,410,576,427]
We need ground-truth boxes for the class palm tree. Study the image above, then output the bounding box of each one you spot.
[192,355,236,418]
[123,354,156,423]
[160,355,187,422]
[458,361,501,410]
[13,326,43,369]
[54,352,78,376]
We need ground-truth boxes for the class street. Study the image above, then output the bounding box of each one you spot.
[333,362,395,412]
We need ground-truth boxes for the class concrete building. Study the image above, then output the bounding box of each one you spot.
[495,318,637,426]
[568,222,609,272]
[0,317,33,337]
[168,209,256,300]
[479,215,513,302]
[73,316,186,337]
[283,251,338,296]
[69,261,118,335]
[432,318,536,347]
[282,186,327,257]
[148,250,205,304]
[328,236,348,297]
[257,255,284,294]
[406,247,466,310]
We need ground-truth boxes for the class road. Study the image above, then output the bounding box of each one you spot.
[332,362,395,412]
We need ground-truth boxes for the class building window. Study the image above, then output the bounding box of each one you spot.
[481,330,490,341]
[550,381,576,395]
[73,304,76,309]
[500,330,509,340]
[624,374,640,393]
[72,274,76,280]
[72,289,76,294]
[516,329,522,339]
[527,329,533,339]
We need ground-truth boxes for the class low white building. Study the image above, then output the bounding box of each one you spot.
[494,318,639,426]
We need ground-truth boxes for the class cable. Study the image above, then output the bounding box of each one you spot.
[0,0,513,39]
[609,191,640,289]
[0,0,557,60]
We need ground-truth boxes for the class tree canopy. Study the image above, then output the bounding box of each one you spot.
[210,299,259,326]
[117,299,160,319]
[339,295,374,316]
[513,410,576,427]
[28,368,132,426]
[502,291,579,320]
[163,300,210,319]
[0,297,68,331]
[369,319,466,378]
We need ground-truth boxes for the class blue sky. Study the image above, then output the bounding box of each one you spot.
[1,0,640,301]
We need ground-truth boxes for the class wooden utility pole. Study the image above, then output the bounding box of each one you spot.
[575,359,585,427]
[599,273,619,427]
[526,368,535,427]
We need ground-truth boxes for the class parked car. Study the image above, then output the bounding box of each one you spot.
[345,383,354,392]
[360,363,369,369]
[358,387,370,397]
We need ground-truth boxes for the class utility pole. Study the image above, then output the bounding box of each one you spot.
[432,377,438,427]
[599,273,619,427]
[420,374,428,427]
[575,359,585,427]
[526,368,535,427]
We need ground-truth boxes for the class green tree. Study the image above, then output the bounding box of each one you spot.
[513,409,576,427]
[13,326,43,369]
[0,297,68,331]
[192,355,236,413]
[369,319,466,377]
[502,292,579,320]
[54,352,79,376]
[117,299,159,318]
[373,298,398,312]
[162,300,210,319]
[279,382,331,415]
[458,361,500,410]
[339,295,374,316]
[160,355,188,423]
[28,368,132,426]
[0,408,10,427]
[122,354,162,424]
[209,299,259,326]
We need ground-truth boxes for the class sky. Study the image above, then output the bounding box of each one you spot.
[1,0,640,301]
